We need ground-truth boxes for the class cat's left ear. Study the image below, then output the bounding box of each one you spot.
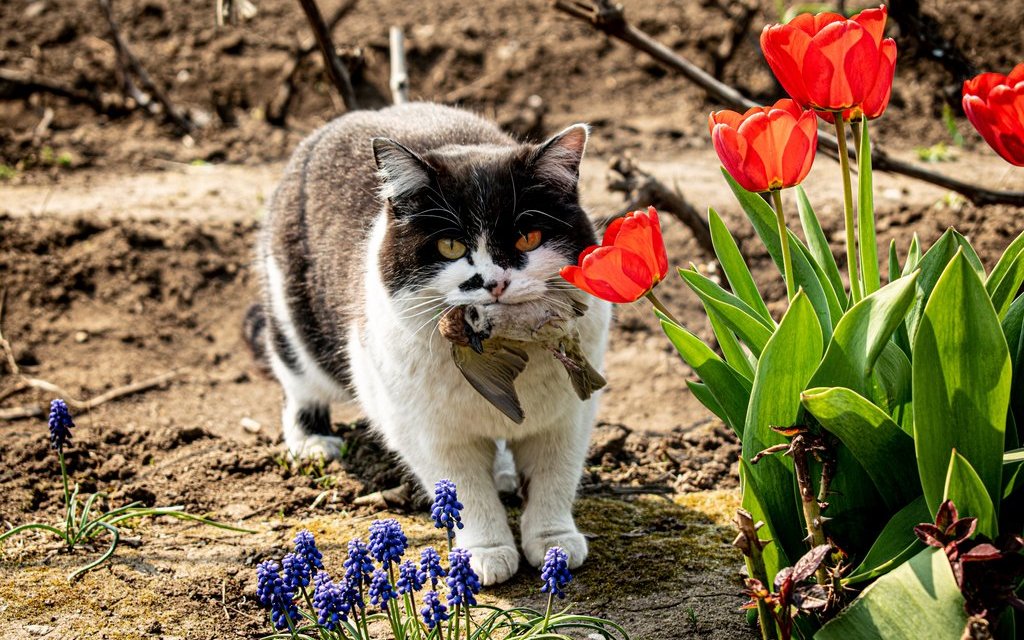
[530,124,589,192]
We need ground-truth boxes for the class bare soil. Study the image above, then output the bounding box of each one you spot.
[2,0,1024,638]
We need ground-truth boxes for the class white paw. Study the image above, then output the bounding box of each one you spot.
[467,544,520,586]
[494,470,519,494]
[291,434,346,461]
[522,530,588,569]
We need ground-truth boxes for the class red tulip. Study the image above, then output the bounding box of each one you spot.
[709,99,818,193]
[561,206,668,303]
[761,5,897,119]
[962,63,1024,167]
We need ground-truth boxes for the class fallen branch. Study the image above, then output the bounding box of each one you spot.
[553,0,1024,208]
[0,290,19,377]
[0,68,126,118]
[389,26,410,105]
[98,0,196,133]
[0,370,180,422]
[605,155,715,256]
[295,0,359,111]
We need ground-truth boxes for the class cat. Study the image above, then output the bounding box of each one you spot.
[246,103,611,585]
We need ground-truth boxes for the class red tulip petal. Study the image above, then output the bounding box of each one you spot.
[602,217,625,245]
[713,123,769,193]
[610,211,660,281]
[963,95,1018,164]
[771,98,803,118]
[761,25,813,106]
[645,206,669,279]
[788,11,845,36]
[964,72,1007,102]
[805,20,877,110]
[852,5,888,46]
[709,109,747,134]
[1007,62,1024,87]
[739,110,791,189]
[579,246,652,302]
[783,110,818,187]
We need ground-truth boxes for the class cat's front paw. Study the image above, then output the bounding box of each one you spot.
[523,530,588,569]
[290,434,346,461]
[467,544,520,586]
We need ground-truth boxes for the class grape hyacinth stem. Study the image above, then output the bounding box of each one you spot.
[58,450,73,546]
[771,189,796,302]
[834,116,863,304]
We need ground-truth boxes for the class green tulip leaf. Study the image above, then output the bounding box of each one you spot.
[858,117,881,296]
[708,207,773,325]
[686,381,728,426]
[796,185,847,308]
[902,233,921,278]
[1003,294,1024,442]
[913,250,1011,517]
[743,291,822,562]
[870,341,913,430]
[905,229,985,346]
[740,457,789,582]
[888,239,899,284]
[943,450,998,539]
[815,548,967,640]
[679,268,774,356]
[986,231,1024,320]
[801,386,920,510]
[662,319,751,437]
[844,496,929,585]
[706,305,756,381]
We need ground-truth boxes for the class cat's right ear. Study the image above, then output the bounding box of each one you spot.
[371,138,432,203]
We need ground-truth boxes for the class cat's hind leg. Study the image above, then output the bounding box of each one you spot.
[268,343,346,460]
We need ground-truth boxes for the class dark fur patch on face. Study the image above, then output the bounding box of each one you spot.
[377,141,596,295]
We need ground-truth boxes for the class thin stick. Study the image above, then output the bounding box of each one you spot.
[98,0,195,134]
[389,27,410,105]
[0,289,19,376]
[295,0,359,111]
[552,0,1024,208]
[0,370,179,422]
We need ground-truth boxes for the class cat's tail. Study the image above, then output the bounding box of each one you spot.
[242,303,273,376]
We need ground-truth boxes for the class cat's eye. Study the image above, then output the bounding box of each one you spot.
[516,230,542,252]
[437,238,467,260]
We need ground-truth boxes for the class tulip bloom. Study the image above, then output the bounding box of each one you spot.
[561,206,668,304]
[709,99,818,193]
[761,5,897,120]
[962,63,1024,167]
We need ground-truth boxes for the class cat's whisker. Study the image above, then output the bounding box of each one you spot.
[515,208,572,228]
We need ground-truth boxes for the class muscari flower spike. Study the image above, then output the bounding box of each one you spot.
[256,560,299,631]
[396,559,424,595]
[540,547,572,599]
[293,529,324,575]
[368,518,407,567]
[421,590,450,630]
[420,547,447,589]
[431,479,464,533]
[282,552,312,590]
[47,398,74,452]
[344,538,375,589]
[368,568,397,611]
[313,571,350,630]
[446,548,481,608]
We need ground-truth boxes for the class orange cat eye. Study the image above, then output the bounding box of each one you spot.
[515,230,542,252]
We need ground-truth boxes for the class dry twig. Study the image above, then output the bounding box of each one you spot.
[98,0,196,133]
[605,156,715,256]
[295,0,359,111]
[0,68,127,118]
[0,370,180,422]
[553,0,1024,208]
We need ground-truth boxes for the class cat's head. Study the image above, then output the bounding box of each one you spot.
[372,125,596,317]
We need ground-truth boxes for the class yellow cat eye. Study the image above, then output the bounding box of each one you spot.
[437,238,468,260]
[516,230,542,252]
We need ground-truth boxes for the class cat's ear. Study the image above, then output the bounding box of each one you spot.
[371,138,432,202]
[530,124,589,192]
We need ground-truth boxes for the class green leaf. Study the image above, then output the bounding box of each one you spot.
[708,207,773,325]
[987,231,1024,320]
[906,229,985,346]
[858,117,881,296]
[902,233,921,277]
[706,305,756,381]
[943,450,998,539]
[743,291,822,562]
[796,185,847,308]
[662,319,751,436]
[888,239,899,284]
[686,381,729,426]
[845,496,929,585]
[740,458,789,582]
[1003,294,1024,442]
[913,250,1011,516]
[801,387,920,510]
[724,170,839,340]
[809,273,919,398]
[679,268,774,356]
[871,341,913,429]
[815,548,968,640]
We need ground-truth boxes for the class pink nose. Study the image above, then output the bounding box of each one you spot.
[485,279,508,298]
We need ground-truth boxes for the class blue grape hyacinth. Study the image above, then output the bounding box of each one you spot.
[47,399,74,452]
[312,571,350,630]
[343,538,375,589]
[540,547,572,599]
[256,560,299,631]
[421,590,450,630]
[396,559,424,595]
[446,548,481,607]
[431,479,464,534]
[368,568,397,611]
[282,552,312,590]
[420,547,447,589]
[368,518,407,567]
[293,529,323,575]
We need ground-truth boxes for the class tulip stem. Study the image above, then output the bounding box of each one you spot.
[645,290,681,326]
[771,189,795,302]
[834,117,863,304]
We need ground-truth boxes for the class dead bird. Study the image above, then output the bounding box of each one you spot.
[438,299,607,423]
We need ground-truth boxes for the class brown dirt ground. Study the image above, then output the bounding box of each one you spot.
[2,0,1024,638]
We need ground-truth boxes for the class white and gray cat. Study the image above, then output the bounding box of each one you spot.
[246,103,611,585]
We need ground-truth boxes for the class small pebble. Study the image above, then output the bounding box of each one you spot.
[240,417,261,433]
[74,330,89,343]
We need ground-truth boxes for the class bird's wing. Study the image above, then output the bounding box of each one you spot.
[551,342,607,400]
[451,343,529,424]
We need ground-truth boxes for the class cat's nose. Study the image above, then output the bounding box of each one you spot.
[485,279,509,298]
